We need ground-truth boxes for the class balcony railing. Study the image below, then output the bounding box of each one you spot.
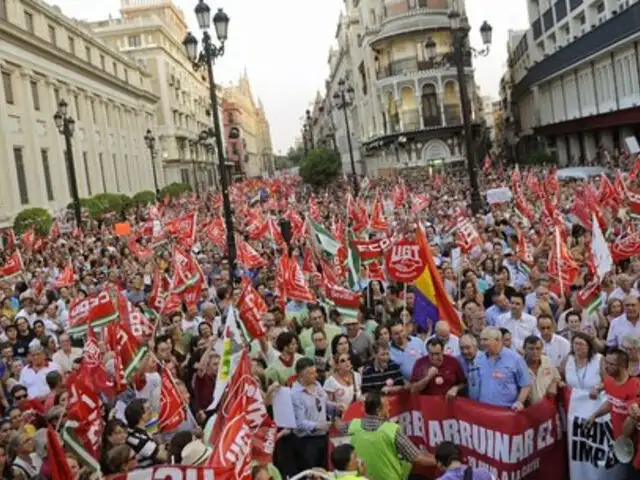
[382,0,449,20]
[377,55,471,79]
[444,104,462,125]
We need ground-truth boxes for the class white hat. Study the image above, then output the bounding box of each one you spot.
[613,436,634,464]
[181,440,213,466]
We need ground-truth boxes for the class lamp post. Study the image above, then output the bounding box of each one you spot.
[333,79,358,196]
[198,127,217,189]
[302,126,309,156]
[425,8,492,214]
[53,99,81,227]
[305,109,315,150]
[190,140,200,197]
[144,129,161,199]
[183,0,235,280]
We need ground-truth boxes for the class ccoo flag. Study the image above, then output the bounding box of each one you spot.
[413,225,464,336]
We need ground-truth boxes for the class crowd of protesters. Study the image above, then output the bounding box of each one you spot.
[0,153,640,480]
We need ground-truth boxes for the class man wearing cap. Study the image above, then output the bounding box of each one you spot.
[18,341,59,400]
[344,315,374,364]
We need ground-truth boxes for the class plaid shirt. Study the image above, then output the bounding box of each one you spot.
[340,415,421,462]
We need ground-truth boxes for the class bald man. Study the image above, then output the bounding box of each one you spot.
[426,321,460,357]
[609,274,640,301]
[607,295,640,348]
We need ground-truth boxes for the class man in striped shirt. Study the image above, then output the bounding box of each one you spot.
[361,340,407,394]
[125,398,167,468]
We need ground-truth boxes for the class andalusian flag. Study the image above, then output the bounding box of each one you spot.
[308,217,340,256]
[345,228,362,291]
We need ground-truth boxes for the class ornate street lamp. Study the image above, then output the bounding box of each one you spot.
[183,1,235,280]
[144,129,160,198]
[333,79,358,196]
[425,7,492,214]
[53,99,81,226]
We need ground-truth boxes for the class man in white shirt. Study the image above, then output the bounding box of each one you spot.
[19,342,60,399]
[427,321,460,357]
[52,334,83,374]
[497,292,539,351]
[537,314,570,368]
[15,294,37,327]
[609,274,640,301]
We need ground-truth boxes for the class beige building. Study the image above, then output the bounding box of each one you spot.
[87,0,224,192]
[305,0,488,177]
[222,72,274,178]
[0,0,158,224]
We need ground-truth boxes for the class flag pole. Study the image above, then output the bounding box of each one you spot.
[555,227,564,299]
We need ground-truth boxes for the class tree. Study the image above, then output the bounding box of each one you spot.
[286,146,305,166]
[14,208,53,237]
[299,148,342,188]
[160,182,192,199]
[133,191,157,206]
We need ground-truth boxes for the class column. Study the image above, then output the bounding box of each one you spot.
[584,133,597,161]
[0,60,18,218]
[556,136,568,166]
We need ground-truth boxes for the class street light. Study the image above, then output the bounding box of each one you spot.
[333,79,358,196]
[144,129,161,199]
[305,109,315,150]
[198,127,218,189]
[425,7,492,214]
[183,1,235,281]
[53,99,81,227]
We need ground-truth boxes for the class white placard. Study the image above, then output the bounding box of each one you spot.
[272,386,297,429]
[486,187,513,204]
[626,136,640,154]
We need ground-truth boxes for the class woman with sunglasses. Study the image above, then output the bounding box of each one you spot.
[324,352,362,412]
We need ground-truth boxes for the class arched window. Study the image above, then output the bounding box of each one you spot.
[421,84,440,127]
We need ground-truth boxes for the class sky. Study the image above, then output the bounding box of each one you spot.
[48,0,529,154]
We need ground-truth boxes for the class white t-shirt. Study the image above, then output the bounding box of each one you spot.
[324,372,362,410]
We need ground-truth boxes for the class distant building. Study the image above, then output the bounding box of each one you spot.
[222,71,274,179]
[509,0,640,165]
[0,0,158,223]
[87,0,223,192]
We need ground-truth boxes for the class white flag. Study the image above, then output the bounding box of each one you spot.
[592,214,613,279]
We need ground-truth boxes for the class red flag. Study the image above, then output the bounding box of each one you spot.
[411,194,431,214]
[548,228,580,297]
[236,236,267,269]
[369,195,389,232]
[21,228,35,249]
[149,269,169,313]
[48,426,74,480]
[80,327,115,398]
[67,291,118,336]
[515,225,535,266]
[0,251,24,281]
[309,195,321,222]
[49,221,61,241]
[54,262,75,288]
[159,367,187,432]
[284,255,315,303]
[170,245,200,293]
[165,212,198,251]
[237,276,268,338]
[611,231,640,263]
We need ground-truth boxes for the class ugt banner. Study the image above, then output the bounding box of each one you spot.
[338,394,567,479]
[566,388,625,479]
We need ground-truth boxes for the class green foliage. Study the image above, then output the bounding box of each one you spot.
[286,146,305,166]
[13,208,53,237]
[160,182,192,199]
[299,148,342,188]
[133,190,157,206]
[522,150,556,165]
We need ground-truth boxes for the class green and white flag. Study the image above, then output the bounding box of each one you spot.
[345,228,362,291]
[308,217,341,256]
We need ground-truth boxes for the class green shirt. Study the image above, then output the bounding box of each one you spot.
[348,419,412,480]
[265,353,305,385]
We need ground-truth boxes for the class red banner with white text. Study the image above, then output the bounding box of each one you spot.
[335,394,567,479]
[106,465,234,480]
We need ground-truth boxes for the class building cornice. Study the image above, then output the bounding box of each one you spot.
[24,0,150,75]
[0,19,159,104]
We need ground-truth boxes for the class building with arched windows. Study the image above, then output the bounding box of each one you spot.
[306,0,485,177]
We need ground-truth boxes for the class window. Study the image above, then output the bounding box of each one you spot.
[13,147,29,205]
[30,80,40,111]
[54,87,60,106]
[128,35,141,48]
[125,154,131,191]
[85,46,92,63]
[74,94,81,120]
[124,69,128,83]
[90,100,96,123]
[112,62,118,77]
[68,36,75,55]
[98,153,107,192]
[100,54,106,70]
[41,149,54,201]
[180,169,190,184]
[105,104,110,126]
[24,11,34,32]
[83,152,92,196]
[112,153,120,191]
[0,0,6,20]
[421,84,441,127]
[2,71,14,105]
[48,24,56,45]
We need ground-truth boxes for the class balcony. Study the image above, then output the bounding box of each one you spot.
[444,104,462,125]
[533,18,542,40]
[542,8,555,32]
[370,3,450,45]
[377,55,471,80]
[401,109,421,131]
[423,112,442,128]
[554,0,568,22]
